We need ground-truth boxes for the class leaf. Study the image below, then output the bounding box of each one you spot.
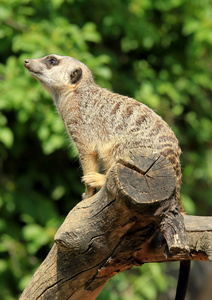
[0,127,14,148]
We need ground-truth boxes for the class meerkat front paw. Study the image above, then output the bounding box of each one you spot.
[82,172,106,189]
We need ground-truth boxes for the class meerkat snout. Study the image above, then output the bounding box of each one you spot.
[24,59,33,70]
[24,58,42,75]
[24,59,30,66]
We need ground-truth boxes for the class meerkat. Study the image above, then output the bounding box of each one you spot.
[24,54,189,299]
[24,55,182,203]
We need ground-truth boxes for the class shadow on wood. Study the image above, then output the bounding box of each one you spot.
[20,150,212,300]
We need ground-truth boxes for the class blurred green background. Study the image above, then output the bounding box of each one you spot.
[0,0,212,299]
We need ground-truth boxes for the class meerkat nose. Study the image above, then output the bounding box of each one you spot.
[24,59,30,68]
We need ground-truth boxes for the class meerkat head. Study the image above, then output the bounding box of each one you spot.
[24,54,93,101]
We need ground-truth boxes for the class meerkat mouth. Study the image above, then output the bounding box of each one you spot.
[24,60,43,77]
[24,65,42,75]
[28,70,43,76]
[27,69,43,80]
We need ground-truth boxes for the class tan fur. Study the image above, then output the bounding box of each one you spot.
[25,54,183,209]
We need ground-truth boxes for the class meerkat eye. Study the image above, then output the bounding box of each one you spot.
[47,57,58,66]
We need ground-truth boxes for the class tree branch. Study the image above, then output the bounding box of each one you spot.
[20,151,212,300]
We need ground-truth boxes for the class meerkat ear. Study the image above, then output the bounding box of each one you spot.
[70,67,82,84]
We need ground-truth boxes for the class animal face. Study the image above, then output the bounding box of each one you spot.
[24,54,84,98]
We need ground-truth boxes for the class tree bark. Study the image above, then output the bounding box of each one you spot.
[20,151,212,300]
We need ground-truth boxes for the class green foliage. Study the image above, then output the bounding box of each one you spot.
[0,0,212,299]
[98,264,171,300]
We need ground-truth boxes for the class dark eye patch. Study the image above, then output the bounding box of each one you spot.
[45,56,59,68]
